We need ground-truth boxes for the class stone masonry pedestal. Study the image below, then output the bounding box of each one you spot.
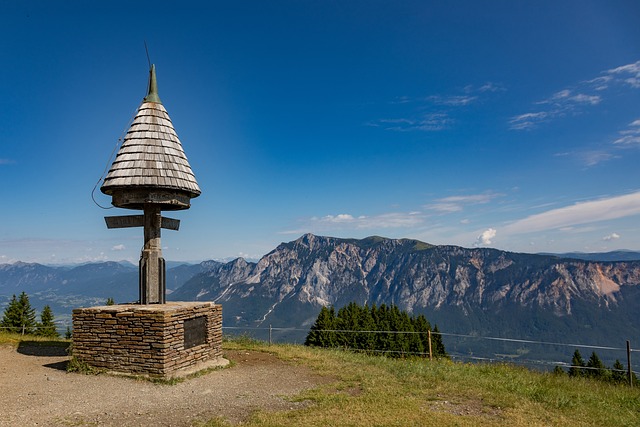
[72,302,225,379]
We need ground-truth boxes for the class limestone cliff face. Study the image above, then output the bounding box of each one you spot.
[171,234,640,326]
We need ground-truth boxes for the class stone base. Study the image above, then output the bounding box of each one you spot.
[72,302,224,379]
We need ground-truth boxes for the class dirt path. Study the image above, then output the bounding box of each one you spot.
[0,344,328,426]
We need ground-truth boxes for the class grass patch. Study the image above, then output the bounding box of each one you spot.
[215,338,640,427]
[0,330,70,347]
[66,356,103,375]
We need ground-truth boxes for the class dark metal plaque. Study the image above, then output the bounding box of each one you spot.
[184,316,207,349]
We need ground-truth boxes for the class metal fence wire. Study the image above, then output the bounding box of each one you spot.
[220,325,639,379]
[2,323,637,380]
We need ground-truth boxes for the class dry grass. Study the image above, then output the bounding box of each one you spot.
[4,332,637,426]
[217,338,640,426]
[0,330,70,347]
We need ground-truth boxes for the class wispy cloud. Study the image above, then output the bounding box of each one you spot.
[282,211,425,234]
[314,212,424,229]
[111,244,126,251]
[554,150,619,167]
[510,90,601,130]
[373,82,504,132]
[585,76,613,91]
[374,114,452,132]
[425,192,503,213]
[509,112,549,130]
[475,82,506,93]
[613,118,640,146]
[605,60,640,88]
[539,89,602,106]
[0,158,15,165]
[510,60,639,130]
[502,191,640,234]
[603,232,620,241]
[427,95,477,106]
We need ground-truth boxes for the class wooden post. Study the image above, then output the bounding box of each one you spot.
[627,340,633,387]
[428,329,433,361]
[141,204,165,304]
[269,324,272,346]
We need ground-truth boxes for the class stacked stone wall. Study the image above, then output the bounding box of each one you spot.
[72,302,222,378]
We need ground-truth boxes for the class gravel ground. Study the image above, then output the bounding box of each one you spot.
[0,344,328,426]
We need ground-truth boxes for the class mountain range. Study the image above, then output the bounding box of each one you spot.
[2,234,639,367]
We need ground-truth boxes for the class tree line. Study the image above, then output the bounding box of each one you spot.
[0,291,59,338]
[554,348,637,386]
[305,302,447,358]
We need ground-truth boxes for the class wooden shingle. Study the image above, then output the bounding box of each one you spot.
[101,66,201,210]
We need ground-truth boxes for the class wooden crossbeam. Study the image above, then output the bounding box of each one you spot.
[104,215,180,231]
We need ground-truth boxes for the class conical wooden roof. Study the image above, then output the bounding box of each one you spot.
[101,65,201,210]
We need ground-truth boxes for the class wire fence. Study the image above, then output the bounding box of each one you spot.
[2,323,637,380]
[220,325,639,378]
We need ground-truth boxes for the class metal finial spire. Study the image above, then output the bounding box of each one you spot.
[143,64,162,104]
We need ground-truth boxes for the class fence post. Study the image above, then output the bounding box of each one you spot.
[428,329,433,361]
[269,324,272,346]
[627,340,633,387]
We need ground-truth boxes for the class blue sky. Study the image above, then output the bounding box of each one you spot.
[1,0,640,264]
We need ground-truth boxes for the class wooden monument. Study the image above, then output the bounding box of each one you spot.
[72,65,225,378]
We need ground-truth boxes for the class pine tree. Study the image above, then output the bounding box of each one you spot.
[375,304,392,352]
[305,306,337,347]
[611,359,627,384]
[586,351,608,380]
[1,292,37,334]
[359,304,377,351]
[35,305,59,338]
[568,349,586,377]
[304,302,446,359]
[106,297,115,306]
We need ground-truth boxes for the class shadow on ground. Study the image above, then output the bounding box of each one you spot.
[43,360,69,371]
[17,341,70,357]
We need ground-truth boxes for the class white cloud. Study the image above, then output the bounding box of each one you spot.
[475,228,497,246]
[585,75,613,91]
[612,119,640,146]
[111,244,126,251]
[297,211,425,232]
[580,151,617,166]
[606,60,640,88]
[428,95,477,106]
[377,114,452,132]
[374,82,504,132]
[509,112,549,130]
[545,90,601,106]
[512,90,601,130]
[555,150,618,167]
[316,214,356,224]
[0,255,18,264]
[551,89,571,100]
[603,233,620,241]
[426,192,502,213]
[511,60,640,131]
[570,94,601,105]
[503,191,640,234]
[477,82,505,93]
